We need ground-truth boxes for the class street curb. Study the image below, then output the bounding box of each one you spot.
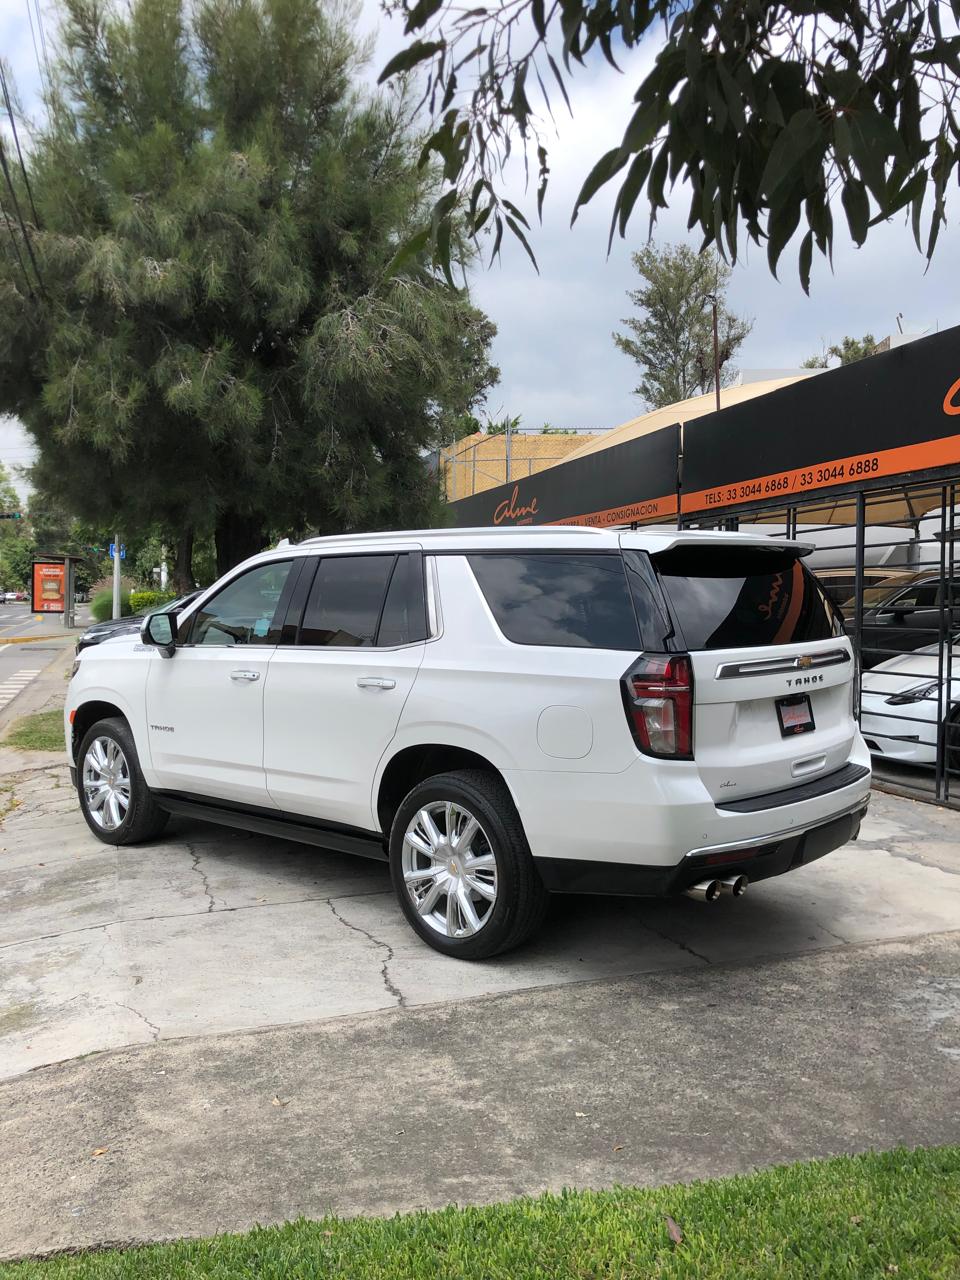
[0,636,77,646]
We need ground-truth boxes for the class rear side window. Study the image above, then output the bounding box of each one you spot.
[468,553,641,649]
[654,547,842,650]
[297,553,427,647]
[300,555,396,647]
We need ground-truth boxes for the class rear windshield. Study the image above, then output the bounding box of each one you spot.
[654,547,841,650]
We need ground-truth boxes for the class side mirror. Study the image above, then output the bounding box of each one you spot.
[141,611,177,658]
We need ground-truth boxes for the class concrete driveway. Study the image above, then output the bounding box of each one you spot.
[1,750,960,1260]
[2,764,960,1078]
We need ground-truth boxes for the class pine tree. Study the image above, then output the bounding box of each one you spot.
[0,0,498,580]
[613,244,752,409]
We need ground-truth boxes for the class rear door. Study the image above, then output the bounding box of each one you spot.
[263,549,427,828]
[650,544,855,803]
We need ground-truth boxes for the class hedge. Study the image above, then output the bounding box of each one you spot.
[130,590,177,613]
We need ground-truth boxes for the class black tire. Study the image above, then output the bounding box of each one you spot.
[389,769,548,960]
[76,716,169,846]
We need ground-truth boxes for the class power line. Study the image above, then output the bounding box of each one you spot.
[24,0,47,94]
[0,136,45,298]
[32,0,52,87]
[0,62,41,227]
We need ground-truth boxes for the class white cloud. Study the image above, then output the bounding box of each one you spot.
[357,7,960,431]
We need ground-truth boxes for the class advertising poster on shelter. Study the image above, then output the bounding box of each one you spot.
[32,562,65,614]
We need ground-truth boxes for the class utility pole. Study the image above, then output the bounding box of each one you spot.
[505,418,512,484]
[709,295,721,412]
[112,531,121,620]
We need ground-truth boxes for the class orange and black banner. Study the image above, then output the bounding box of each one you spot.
[681,326,960,514]
[449,425,680,529]
[448,326,960,529]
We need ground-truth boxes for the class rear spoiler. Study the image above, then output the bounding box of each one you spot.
[619,530,815,557]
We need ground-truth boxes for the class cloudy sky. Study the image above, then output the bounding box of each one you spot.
[1,0,958,477]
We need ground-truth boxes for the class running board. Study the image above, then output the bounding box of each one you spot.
[154,793,388,861]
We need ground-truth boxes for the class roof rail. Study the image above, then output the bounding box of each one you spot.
[297,525,607,546]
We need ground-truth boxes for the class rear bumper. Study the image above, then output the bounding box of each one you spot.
[535,800,868,897]
[505,736,872,869]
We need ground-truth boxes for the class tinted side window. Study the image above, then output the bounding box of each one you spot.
[377,554,427,646]
[623,550,675,651]
[299,555,395,647]
[468,553,640,649]
[187,561,294,647]
[654,548,842,650]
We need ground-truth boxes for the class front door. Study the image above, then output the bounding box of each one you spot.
[145,559,297,805]
[264,550,426,829]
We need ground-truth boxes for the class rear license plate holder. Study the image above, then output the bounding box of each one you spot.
[776,693,815,737]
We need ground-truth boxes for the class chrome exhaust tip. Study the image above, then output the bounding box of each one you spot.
[718,874,748,898]
[684,879,721,903]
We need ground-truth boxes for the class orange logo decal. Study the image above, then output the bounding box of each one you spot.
[944,377,960,416]
[493,485,539,525]
[758,572,784,620]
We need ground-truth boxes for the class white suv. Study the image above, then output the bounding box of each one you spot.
[66,526,872,959]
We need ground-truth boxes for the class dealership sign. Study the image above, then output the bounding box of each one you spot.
[450,424,680,529]
[449,325,960,528]
[680,326,960,516]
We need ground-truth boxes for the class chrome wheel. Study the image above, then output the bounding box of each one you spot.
[401,801,498,938]
[82,735,131,832]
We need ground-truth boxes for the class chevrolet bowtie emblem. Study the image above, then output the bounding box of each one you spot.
[796,655,813,670]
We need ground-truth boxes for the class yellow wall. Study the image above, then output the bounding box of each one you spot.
[442,432,598,499]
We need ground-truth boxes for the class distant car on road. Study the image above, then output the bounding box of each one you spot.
[3,591,18,603]
[860,638,960,769]
[76,590,202,653]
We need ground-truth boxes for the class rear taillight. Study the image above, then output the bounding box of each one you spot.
[621,653,694,759]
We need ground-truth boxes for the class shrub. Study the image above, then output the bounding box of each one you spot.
[90,588,132,622]
[130,589,176,614]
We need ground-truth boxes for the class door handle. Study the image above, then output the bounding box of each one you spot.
[230,669,261,683]
[356,676,396,690]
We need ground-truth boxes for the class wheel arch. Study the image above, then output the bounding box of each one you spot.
[71,699,130,763]
[376,743,517,837]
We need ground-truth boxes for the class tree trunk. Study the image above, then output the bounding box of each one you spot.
[172,530,194,594]
[215,511,267,577]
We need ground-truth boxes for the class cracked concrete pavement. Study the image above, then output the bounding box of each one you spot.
[3,768,960,1079]
[0,720,959,1256]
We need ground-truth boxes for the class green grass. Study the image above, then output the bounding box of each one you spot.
[3,709,64,752]
[3,1147,959,1278]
